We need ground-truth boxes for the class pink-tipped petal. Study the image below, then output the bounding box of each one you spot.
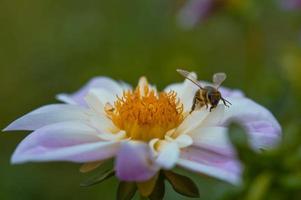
[3,104,89,131]
[115,142,159,182]
[178,146,241,184]
[56,77,131,106]
[11,121,119,163]
[217,97,281,149]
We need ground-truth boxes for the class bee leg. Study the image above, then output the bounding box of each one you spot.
[209,105,215,112]
[190,104,195,114]
[190,95,197,114]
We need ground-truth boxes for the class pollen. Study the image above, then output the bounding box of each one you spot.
[105,77,184,142]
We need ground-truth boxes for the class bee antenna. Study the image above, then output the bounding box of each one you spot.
[221,97,232,107]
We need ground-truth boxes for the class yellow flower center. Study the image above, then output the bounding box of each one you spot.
[105,78,184,142]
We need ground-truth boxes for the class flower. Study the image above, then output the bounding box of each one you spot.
[177,0,215,30]
[280,0,301,10]
[4,72,281,186]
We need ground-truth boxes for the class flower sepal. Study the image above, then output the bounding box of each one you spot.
[81,167,200,200]
[80,169,115,187]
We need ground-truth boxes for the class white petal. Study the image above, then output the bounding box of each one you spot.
[97,131,126,141]
[174,107,209,136]
[174,134,193,148]
[88,113,118,133]
[3,104,90,131]
[164,73,199,112]
[56,94,77,105]
[149,138,160,156]
[189,126,234,156]
[155,141,180,169]
[199,104,225,127]
[84,89,115,114]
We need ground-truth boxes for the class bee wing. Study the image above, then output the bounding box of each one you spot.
[213,72,227,88]
[176,69,204,89]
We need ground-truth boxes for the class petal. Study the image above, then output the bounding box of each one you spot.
[155,141,180,169]
[174,107,210,136]
[11,121,119,163]
[3,104,90,131]
[84,89,111,114]
[115,141,159,182]
[164,73,199,112]
[210,97,282,149]
[56,76,131,106]
[56,94,77,105]
[219,86,245,98]
[178,146,241,184]
[87,112,118,134]
[173,134,193,148]
[189,126,235,157]
[97,131,126,141]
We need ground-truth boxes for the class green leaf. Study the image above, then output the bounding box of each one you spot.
[245,172,272,200]
[280,174,301,190]
[163,171,199,198]
[80,169,115,187]
[117,182,137,200]
[149,173,165,200]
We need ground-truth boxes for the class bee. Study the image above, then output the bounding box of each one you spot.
[176,69,231,113]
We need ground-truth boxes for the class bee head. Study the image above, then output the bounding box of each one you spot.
[208,89,221,106]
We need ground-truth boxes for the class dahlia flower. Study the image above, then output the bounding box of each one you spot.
[177,0,214,30]
[4,70,281,197]
[281,0,301,10]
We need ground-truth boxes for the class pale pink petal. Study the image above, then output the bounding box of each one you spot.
[11,121,119,163]
[207,97,282,149]
[115,142,159,182]
[3,104,90,131]
[178,146,241,184]
[56,77,131,106]
[189,126,235,157]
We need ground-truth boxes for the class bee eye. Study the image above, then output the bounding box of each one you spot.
[208,93,219,105]
[208,93,214,100]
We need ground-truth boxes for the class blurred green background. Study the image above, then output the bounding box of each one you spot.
[0,0,301,199]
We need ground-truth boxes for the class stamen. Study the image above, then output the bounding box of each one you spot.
[105,78,183,142]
